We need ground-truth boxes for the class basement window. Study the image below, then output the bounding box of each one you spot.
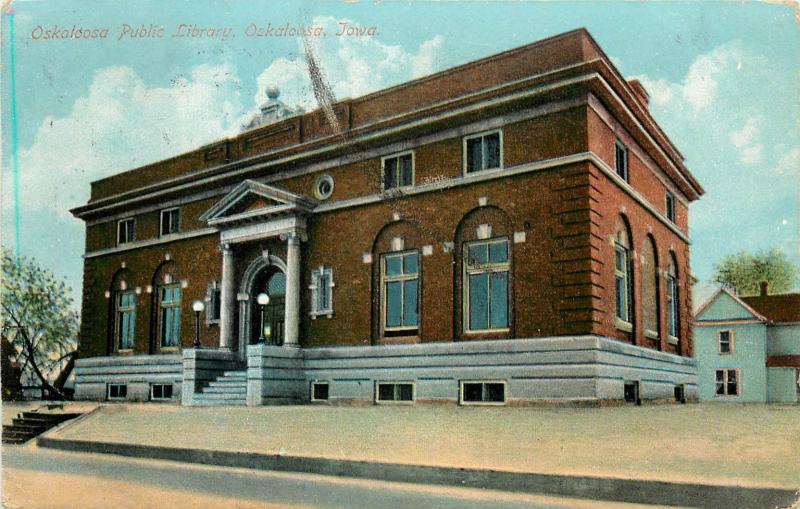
[311,382,329,401]
[376,382,414,404]
[151,383,173,401]
[674,385,686,404]
[624,381,640,405]
[107,384,128,400]
[460,381,506,405]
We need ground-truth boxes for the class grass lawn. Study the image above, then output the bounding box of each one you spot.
[46,402,800,489]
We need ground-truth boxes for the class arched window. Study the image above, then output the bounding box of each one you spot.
[465,238,509,332]
[152,261,182,350]
[109,270,135,353]
[666,254,680,340]
[641,236,660,341]
[614,218,633,328]
[454,206,513,337]
[371,220,423,341]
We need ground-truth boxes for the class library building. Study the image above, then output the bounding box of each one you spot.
[71,29,703,406]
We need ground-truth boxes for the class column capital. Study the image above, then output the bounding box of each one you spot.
[280,229,307,244]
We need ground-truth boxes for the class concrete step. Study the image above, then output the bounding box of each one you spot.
[202,386,247,395]
[194,391,246,400]
[207,379,247,387]
[10,419,50,430]
[2,436,31,444]
[190,397,246,406]
[222,370,247,378]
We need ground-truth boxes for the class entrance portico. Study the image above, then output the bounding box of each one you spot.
[199,180,317,357]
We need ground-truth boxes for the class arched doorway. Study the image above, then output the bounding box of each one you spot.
[251,269,286,345]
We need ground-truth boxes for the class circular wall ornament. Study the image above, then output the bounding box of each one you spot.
[315,174,334,200]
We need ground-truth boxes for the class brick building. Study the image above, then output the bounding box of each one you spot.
[71,29,704,405]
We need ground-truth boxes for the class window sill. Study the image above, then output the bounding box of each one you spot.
[375,399,415,405]
[667,335,680,346]
[464,165,504,177]
[459,400,507,406]
[615,318,633,333]
[377,336,420,345]
[644,329,659,341]
[465,328,510,335]
[310,310,334,319]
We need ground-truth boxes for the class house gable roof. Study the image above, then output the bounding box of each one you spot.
[200,180,317,226]
[694,287,768,323]
[741,293,800,324]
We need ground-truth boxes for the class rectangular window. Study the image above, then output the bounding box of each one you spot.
[375,382,415,404]
[460,381,506,405]
[615,244,630,323]
[311,382,329,401]
[464,130,502,174]
[382,152,414,190]
[715,369,739,396]
[718,330,734,354]
[151,384,173,401]
[665,192,676,223]
[159,284,181,348]
[381,251,419,336]
[465,239,509,332]
[107,384,127,400]
[206,283,221,323]
[310,267,334,317]
[160,208,180,236]
[615,140,629,181]
[116,291,136,350]
[117,218,135,245]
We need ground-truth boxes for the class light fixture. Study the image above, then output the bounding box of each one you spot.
[192,300,205,348]
[256,293,270,306]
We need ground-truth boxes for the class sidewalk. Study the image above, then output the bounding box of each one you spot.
[34,403,800,508]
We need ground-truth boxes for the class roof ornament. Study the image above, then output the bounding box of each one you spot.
[242,84,302,131]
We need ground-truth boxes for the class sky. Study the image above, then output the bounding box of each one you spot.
[1,0,798,307]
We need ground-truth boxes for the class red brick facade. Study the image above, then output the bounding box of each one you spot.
[72,29,702,360]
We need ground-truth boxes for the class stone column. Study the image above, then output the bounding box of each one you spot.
[219,243,236,351]
[284,233,301,347]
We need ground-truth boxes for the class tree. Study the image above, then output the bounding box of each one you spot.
[1,250,79,400]
[713,248,799,296]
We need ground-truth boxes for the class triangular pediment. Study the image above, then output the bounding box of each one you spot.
[695,287,768,322]
[200,180,317,225]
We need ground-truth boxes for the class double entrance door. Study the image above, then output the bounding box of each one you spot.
[251,269,286,345]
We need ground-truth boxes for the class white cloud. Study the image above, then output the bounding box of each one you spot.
[3,63,243,218]
[775,147,800,177]
[253,16,444,113]
[729,117,764,165]
[633,44,744,114]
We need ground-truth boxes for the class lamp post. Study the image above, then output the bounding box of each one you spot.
[192,300,205,348]
[256,292,270,343]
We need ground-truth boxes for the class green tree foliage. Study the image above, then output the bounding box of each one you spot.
[1,250,79,400]
[713,248,798,296]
